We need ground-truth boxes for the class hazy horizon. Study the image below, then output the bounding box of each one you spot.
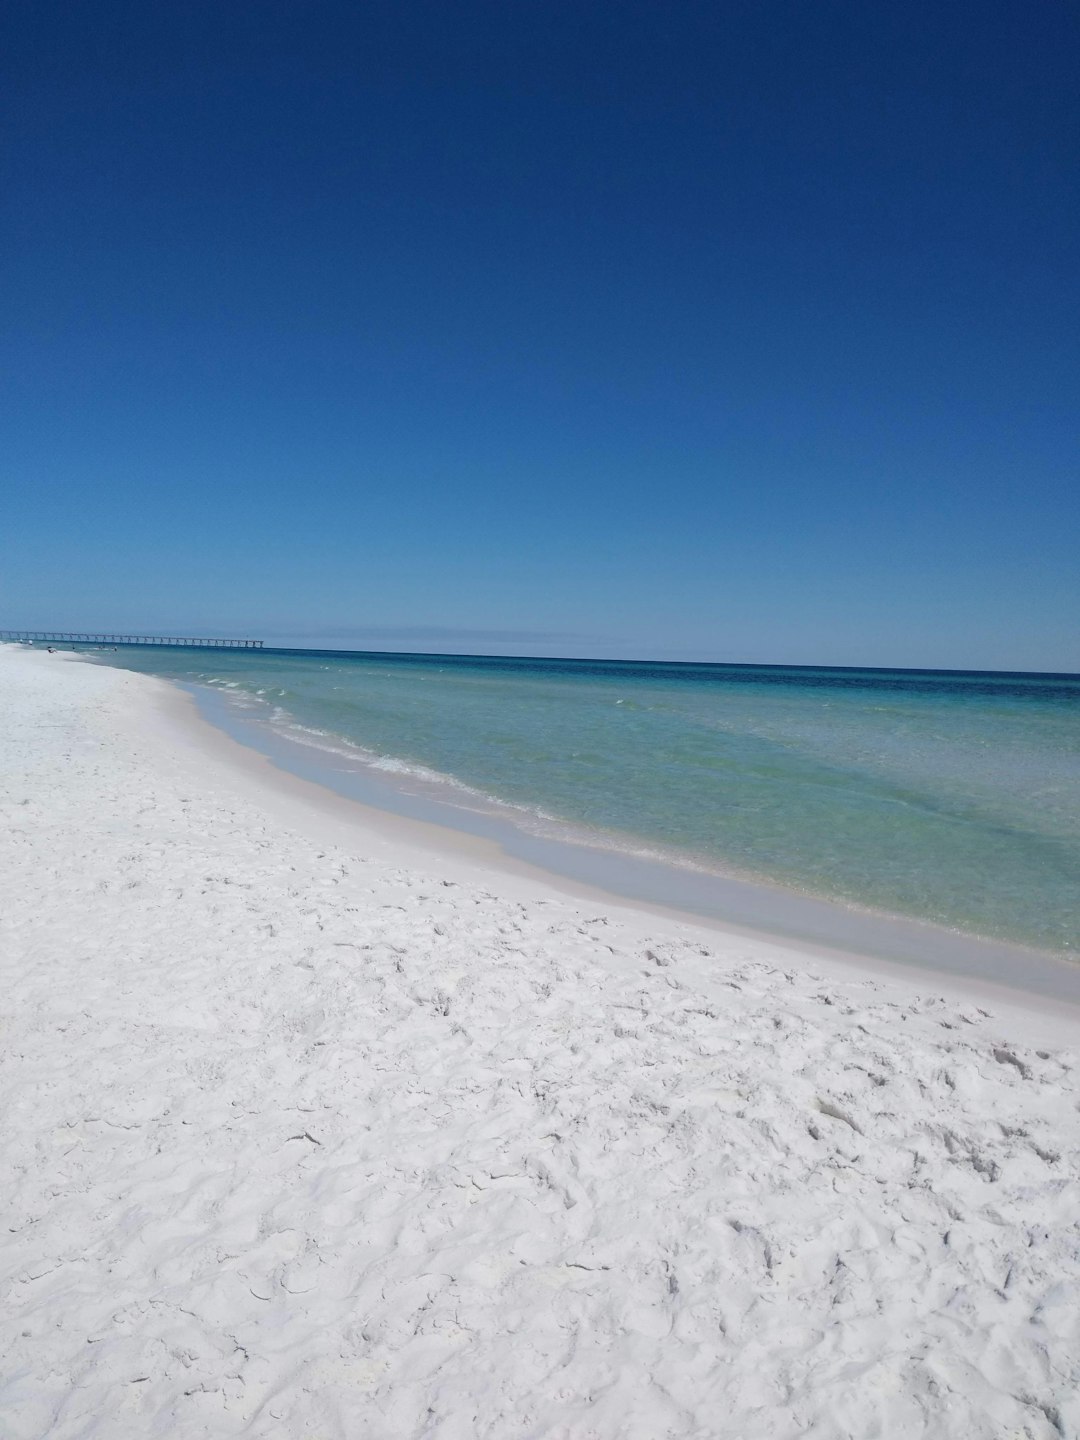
[8,627,1079,677]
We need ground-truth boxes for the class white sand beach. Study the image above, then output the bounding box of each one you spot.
[3,643,1079,1439]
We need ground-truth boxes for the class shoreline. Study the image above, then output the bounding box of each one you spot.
[4,642,1080,1437]
[173,666,1080,1015]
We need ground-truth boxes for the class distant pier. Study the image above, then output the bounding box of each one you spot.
[0,630,264,649]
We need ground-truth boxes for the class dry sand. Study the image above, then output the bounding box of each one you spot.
[2,644,1079,1438]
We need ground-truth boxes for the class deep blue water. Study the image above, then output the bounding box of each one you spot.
[84,647,1080,955]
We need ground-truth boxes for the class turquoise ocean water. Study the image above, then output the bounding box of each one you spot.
[87,648,1080,956]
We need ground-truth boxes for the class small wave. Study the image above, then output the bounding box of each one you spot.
[255,708,561,823]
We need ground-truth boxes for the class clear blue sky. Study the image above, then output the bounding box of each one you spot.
[3,1,1077,669]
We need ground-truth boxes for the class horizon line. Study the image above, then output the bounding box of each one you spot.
[9,635,1077,680]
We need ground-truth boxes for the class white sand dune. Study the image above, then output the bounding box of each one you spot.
[2,645,1079,1439]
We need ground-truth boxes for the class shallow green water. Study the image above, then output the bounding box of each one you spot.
[89,647,1080,954]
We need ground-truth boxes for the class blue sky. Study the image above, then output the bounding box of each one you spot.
[3,1,1077,669]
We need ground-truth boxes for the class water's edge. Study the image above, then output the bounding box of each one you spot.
[187,680,1080,1003]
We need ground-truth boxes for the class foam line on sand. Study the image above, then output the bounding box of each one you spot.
[2,644,1079,1438]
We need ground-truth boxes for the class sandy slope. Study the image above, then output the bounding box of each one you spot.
[2,645,1079,1439]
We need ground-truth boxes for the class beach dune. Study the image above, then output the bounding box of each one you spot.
[2,644,1079,1438]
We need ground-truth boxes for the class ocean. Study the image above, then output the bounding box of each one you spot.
[86,647,1080,957]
